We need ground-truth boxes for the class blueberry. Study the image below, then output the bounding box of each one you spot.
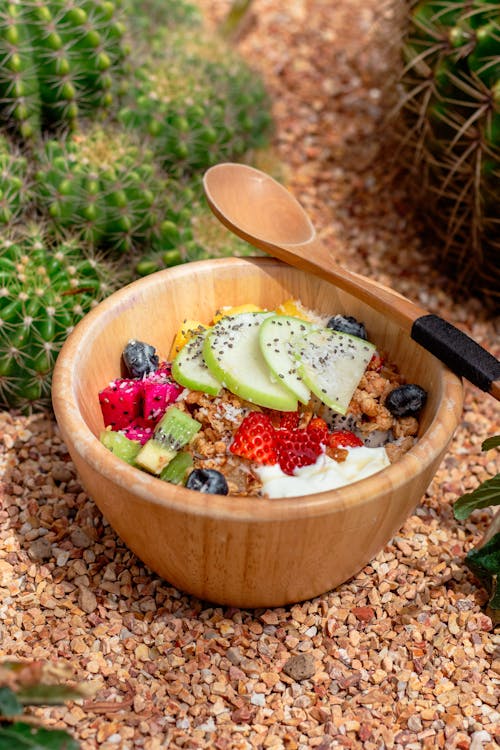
[185,468,229,495]
[123,339,159,378]
[327,314,367,340]
[385,384,427,417]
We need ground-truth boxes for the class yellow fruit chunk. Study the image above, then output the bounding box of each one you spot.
[212,303,262,323]
[275,298,312,321]
[170,319,208,357]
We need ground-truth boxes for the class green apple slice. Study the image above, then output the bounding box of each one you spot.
[171,331,222,396]
[295,327,375,414]
[259,314,312,404]
[203,312,298,411]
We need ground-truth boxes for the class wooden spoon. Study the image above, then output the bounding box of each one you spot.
[203,162,499,399]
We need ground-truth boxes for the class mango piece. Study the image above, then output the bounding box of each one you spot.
[275,298,312,321]
[170,319,208,358]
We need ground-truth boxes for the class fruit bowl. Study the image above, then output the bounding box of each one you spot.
[52,257,463,607]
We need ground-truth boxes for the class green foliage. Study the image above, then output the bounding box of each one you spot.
[0,225,120,411]
[397,0,500,307]
[0,660,95,749]
[219,0,254,39]
[0,722,79,749]
[454,436,500,620]
[0,0,129,140]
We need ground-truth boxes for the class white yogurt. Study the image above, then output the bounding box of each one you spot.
[255,446,390,498]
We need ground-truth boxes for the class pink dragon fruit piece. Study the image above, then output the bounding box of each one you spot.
[120,418,155,445]
[142,378,183,423]
[99,378,143,430]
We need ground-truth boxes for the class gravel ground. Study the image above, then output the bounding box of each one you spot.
[1,1,499,748]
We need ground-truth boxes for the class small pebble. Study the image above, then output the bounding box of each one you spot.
[282,653,316,681]
[28,538,52,561]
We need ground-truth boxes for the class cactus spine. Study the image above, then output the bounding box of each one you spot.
[397,0,500,306]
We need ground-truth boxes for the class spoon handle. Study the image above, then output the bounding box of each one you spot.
[411,315,500,399]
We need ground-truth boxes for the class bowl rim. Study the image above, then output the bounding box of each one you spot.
[52,257,464,523]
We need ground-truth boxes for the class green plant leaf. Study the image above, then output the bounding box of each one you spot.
[16,685,88,707]
[453,474,500,520]
[0,721,79,749]
[465,532,500,618]
[482,435,500,451]
[0,687,22,717]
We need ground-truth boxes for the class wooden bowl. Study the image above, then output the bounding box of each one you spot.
[52,257,463,608]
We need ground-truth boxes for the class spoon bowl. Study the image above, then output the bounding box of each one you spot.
[204,162,316,246]
[204,163,500,399]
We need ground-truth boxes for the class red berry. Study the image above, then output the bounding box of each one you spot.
[270,410,300,430]
[327,430,363,450]
[307,417,329,444]
[275,428,323,475]
[230,412,277,464]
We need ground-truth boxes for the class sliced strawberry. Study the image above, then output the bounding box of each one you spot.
[230,412,278,465]
[270,410,300,430]
[327,430,363,450]
[306,417,329,444]
[275,428,323,475]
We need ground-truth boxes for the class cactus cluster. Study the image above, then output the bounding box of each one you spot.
[0,0,129,139]
[0,226,118,410]
[396,0,500,307]
[0,0,274,411]
[118,29,272,176]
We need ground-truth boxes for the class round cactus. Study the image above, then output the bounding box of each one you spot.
[118,29,273,177]
[0,133,31,225]
[33,125,171,254]
[0,225,119,411]
[396,0,500,306]
[0,0,129,140]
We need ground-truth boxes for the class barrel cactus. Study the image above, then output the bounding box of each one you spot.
[118,30,273,177]
[0,226,119,411]
[396,0,499,307]
[0,0,129,140]
[34,126,172,254]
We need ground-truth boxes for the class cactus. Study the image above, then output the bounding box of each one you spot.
[33,125,172,254]
[0,0,129,140]
[396,0,500,307]
[0,226,119,411]
[118,29,273,177]
[0,133,31,225]
[132,180,259,277]
[122,0,202,41]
